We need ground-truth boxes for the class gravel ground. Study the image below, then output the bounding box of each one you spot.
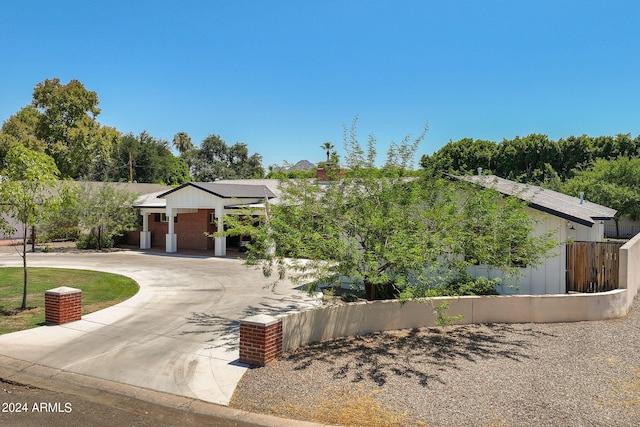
[231,297,640,426]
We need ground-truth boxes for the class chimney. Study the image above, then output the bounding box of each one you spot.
[579,191,585,205]
[477,167,483,176]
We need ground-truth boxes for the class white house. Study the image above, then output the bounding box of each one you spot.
[132,176,619,295]
[133,181,276,255]
[459,175,617,294]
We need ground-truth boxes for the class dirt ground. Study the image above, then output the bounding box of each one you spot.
[0,379,256,427]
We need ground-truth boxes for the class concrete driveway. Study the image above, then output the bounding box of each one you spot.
[0,250,320,406]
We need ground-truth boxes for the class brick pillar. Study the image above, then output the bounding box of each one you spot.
[45,287,82,325]
[239,314,283,367]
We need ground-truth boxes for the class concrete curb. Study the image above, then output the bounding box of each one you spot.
[0,355,335,427]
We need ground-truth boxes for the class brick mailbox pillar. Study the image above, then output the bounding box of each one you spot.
[45,287,82,325]
[239,314,283,367]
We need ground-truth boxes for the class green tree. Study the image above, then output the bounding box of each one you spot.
[0,145,61,309]
[39,183,81,242]
[190,134,264,181]
[68,124,122,181]
[320,142,334,162]
[31,78,103,178]
[115,132,190,184]
[223,126,555,301]
[556,135,594,180]
[458,184,557,278]
[0,106,46,162]
[420,138,496,175]
[592,133,639,160]
[72,183,139,250]
[564,157,640,237]
[494,134,560,182]
[173,132,194,155]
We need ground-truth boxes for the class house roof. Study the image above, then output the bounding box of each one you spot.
[132,189,169,209]
[84,182,172,195]
[458,175,617,227]
[158,182,276,199]
[134,181,277,209]
[215,179,282,197]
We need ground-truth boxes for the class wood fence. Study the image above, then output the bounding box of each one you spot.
[566,242,624,293]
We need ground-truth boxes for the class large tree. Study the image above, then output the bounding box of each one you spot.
[563,157,640,237]
[0,78,123,179]
[320,142,334,162]
[74,183,140,250]
[114,132,190,185]
[224,126,555,301]
[190,134,264,181]
[0,145,61,309]
[173,131,194,155]
[0,106,45,162]
[31,78,104,177]
[420,132,640,188]
[420,138,497,175]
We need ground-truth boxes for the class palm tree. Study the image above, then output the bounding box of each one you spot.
[173,132,194,155]
[320,142,334,162]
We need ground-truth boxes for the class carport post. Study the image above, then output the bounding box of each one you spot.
[140,212,151,249]
[166,207,177,253]
[239,315,282,367]
[214,209,225,256]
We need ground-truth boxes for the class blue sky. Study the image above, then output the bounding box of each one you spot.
[1,1,639,168]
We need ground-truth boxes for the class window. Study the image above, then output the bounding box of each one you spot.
[156,213,177,223]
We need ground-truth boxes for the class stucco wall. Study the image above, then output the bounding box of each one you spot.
[1,215,26,240]
[283,290,632,351]
[467,207,609,296]
[282,233,640,352]
[620,232,640,306]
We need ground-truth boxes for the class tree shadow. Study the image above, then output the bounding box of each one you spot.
[0,306,37,316]
[281,323,557,388]
[180,312,240,350]
[179,296,318,351]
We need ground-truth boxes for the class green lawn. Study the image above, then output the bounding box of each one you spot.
[0,267,139,334]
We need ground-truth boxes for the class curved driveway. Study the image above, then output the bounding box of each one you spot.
[0,250,320,406]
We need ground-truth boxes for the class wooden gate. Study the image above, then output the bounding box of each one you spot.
[566,242,623,293]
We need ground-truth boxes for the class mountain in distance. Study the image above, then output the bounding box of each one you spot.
[271,160,316,173]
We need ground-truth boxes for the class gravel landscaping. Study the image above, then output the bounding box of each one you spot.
[231,297,640,426]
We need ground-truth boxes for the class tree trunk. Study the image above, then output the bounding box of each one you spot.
[615,218,620,239]
[365,282,376,301]
[31,226,36,252]
[364,281,397,301]
[21,233,28,310]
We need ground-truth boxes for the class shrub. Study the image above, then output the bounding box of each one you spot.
[340,293,359,303]
[446,276,499,296]
[76,233,114,250]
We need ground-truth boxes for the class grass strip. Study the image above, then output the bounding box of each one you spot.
[0,267,138,334]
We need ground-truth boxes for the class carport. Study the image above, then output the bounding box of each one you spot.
[134,182,275,256]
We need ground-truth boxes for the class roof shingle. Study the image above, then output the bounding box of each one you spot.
[458,175,617,227]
